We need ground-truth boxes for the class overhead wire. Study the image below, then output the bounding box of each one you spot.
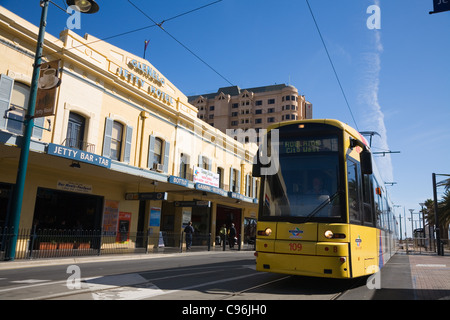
[127,0,234,86]
[305,0,359,131]
[46,1,223,59]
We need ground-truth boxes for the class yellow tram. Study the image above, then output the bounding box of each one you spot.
[252,119,397,279]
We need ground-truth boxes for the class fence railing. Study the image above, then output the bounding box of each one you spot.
[399,237,449,255]
[0,227,255,261]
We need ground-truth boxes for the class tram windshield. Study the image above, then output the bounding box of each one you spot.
[259,134,344,222]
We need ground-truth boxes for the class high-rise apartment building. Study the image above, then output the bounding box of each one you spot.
[188,84,312,134]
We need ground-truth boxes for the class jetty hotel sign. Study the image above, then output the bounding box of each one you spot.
[47,143,111,168]
[111,58,174,106]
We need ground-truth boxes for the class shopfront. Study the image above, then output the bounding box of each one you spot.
[33,187,104,230]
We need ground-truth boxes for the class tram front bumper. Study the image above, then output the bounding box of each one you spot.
[255,252,350,279]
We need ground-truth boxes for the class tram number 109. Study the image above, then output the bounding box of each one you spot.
[289,243,302,251]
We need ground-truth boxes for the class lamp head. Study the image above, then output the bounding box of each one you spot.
[66,0,99,14]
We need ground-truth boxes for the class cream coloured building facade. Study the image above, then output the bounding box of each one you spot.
[0,7,258,255]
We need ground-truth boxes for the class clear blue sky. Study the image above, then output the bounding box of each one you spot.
[2,0,449,237]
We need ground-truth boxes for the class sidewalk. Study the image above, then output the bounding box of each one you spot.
[367,252,450,300]
[407,253,450,300]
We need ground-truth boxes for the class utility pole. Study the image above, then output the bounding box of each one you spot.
[432,173,443,256]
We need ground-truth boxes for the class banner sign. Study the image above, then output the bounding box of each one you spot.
[193,166,219,188]
[47,143,111,168]
[174,200,211,207]
[35,60,61,118]
[125,192,168,201]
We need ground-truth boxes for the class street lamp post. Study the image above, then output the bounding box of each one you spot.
[409,209,414,241]
[432,173,443,256]
[6,0,50,261]
[6,0,99,261]
[419,202,426,249]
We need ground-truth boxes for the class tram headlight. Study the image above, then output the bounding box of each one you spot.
[324,230,334,239]
[257,227,273,236]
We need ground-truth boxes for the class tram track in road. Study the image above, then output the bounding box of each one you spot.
[329,275,368,300]
[0,251,369,300]
[6,269,367,300]
[219,275,291,300]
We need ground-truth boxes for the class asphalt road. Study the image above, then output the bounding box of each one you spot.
[0,251,369,302]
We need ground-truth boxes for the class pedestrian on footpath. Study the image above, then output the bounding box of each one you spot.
[228,223,237,249]
[184,221,194,251]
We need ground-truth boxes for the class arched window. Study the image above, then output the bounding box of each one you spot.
[110,121,124,161]
[66,112,86,150]
[153,137,163,164]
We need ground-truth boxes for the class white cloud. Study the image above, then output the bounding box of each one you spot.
[359,28,394,183]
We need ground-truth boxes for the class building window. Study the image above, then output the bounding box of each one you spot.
[66,112,86,150]
[245,174,252,197]
[255,109,262,114]
[231,112,238,117]
[268,99,275,104]
[267,117,275,123]
[255,100,262,106]
[232,103,238,108]
[230,168,240,193]
[231,121,238,126]
[0,75,44,139]
[148,135,170,172]
[102,117,133,163]
[180,153,188,179]
[110,121,123,161]
[268,108,275,113]
[153,137,163,164]
[255,118,262,124]
[217,167,224,188]
[209,106,215,111]
[7,82,29,134]
[198,155,210,170]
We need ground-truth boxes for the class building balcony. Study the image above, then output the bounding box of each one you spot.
[62,138,95,153]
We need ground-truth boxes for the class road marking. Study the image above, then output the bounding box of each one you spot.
[84,274,164,300]
[157,272,265,298]
[10,279,50,284]
[416,264,447,268]
[0,280,67,294]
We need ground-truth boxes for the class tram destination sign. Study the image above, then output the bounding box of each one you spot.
[280,136,338,154]
[47,143,111,168]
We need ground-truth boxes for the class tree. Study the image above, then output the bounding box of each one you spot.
[438,190,450,239]
[422,178,450,240]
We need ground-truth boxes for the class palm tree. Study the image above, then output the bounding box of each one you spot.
[438,190,450,240]
[422,178,450,241]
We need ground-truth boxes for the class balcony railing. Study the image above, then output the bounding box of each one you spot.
[62,138,95,153]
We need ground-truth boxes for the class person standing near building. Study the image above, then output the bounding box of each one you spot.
[184,221,194,251]
[228,223,237,249]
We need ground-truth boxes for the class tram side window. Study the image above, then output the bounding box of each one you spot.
[363,175,375,226]
[347,159,361,223]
